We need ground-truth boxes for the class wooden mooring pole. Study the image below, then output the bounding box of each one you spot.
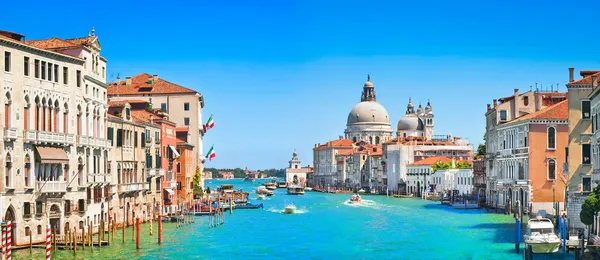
[135,217,140,250]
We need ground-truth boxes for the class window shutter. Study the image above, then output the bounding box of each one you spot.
[141,133,146,148]
[107,128,114,141]
[116,129,123,147]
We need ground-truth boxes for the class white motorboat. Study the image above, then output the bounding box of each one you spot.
[287,185,305,195]
[257,194,266,200]
[266,190,274,196]
[256,186,268,195]
[349,194,362,204]
[304,187,313,191]
[265,182,277,190]
[523,216,561,254]
[284,203,296,214]
[358,189,366,194]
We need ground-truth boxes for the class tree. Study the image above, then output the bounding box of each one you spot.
[581,192,600,239]
[192,166,202,187]
[477,144,486,157]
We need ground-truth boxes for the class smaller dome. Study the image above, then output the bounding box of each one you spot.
[364,74,373,87]
[293,151,297,157]
[397,114,424,131]
[426,100,432,112]
[417,104,424,114]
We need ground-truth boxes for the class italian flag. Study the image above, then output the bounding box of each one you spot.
[206,116,215,130]
[206,146,216,161]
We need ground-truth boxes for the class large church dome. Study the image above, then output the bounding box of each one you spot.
[397,114,424,131]
[347,101,390,125]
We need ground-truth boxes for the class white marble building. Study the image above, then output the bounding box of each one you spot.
[0,28,111,246]
[432,168,474,195]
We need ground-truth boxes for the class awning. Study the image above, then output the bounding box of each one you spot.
[35,147,69,164]
[164,188,174,195]
[169,145,180,159]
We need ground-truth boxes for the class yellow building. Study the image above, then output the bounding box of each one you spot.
[566,68,596,228]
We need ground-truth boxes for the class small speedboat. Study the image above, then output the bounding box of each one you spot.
[523,216,561,253]
[265,183,277,190]
[349,194,362,204]
[284,203,296,214]
[266,190,274,196]
[257,194,266,200]
[256,186,268,195]
[358,189,366,194]
[304,187,313,191]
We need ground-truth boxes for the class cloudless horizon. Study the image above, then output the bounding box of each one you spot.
[4,1,600,170]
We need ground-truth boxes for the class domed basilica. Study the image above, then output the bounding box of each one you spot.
[344,75,435,144]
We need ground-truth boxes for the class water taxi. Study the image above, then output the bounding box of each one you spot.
[265,182,277,190]
[349,194,362,204]
[523,216,561,253]
[287,185,305,195]
[284,203,296,214]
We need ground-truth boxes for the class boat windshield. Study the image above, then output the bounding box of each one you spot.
[529,228,553,235]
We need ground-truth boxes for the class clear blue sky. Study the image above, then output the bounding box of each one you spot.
[4,1,600,170]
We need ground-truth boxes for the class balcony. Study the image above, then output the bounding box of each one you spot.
[119,183,143,193]
[37,181,67,193]
[147,168,165,178]
[169,181,177,189]
[77,135,88,146]
[105,174,112,183]
[66,134,76,144]
[498,147,529,158]
[4,128,17,140]
[23,130,36,142]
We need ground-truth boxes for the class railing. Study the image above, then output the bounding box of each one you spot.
[147,168,157,178]
[498,147,529,157]
[87,174,96,183]
[169,181,177,189]
[37,181,67,193]
[88,137,96,146]
[66,134,76,144]
[78,136,88,146]
[4,128,17,140]
[23,130,36,142]
[105,174,111,183]
[142,183,149,190]
[119,183,143,193]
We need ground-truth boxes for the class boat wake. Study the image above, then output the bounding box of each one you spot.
[343,199,377,208]
[266,207,308,214]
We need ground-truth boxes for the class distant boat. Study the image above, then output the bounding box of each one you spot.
[348,194,362,204]
[284,203,296,214]
[257,194,266,200]
[265,182,277,190]
[358,189,366,194]
[287,185,305,195]
[277,182,287,188]
[304,187,313,191]
[266,190,274,196]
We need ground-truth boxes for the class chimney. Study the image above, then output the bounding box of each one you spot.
[153,74,158,81]
[593,76,598,89]
[117,76,121,85]
[487,104,491,111]
[125,77,132,86]
[569,68,574,82]
[513,88,519,119]
[493,99,498,108]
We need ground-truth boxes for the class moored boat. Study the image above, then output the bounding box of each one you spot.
[257,194,266,200]
[265,182,277,190]
[287,185,305,195]
[523,216,561,254]
[235,203,264,209]
[277,182,287,188]
[304,187,313,191]
[266,190,274,196]
[256,186,268,195]
[284,203,296,214]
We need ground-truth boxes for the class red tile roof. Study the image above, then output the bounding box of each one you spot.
[510,99,568,123]
[570,70,600,85]
[107,73,197,95]
[408,156,452,166]
[176,127,189,132]
[23,36,97,50]
[316,139,354,148]
[107,100,129,107]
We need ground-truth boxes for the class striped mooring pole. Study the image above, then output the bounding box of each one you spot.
[46,224,52,260]
[7,221,12,260]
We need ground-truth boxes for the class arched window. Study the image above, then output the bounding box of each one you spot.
[369,136,373,144]
[375,136,380,145]
[548,159,556,180]
[353,137,357,143]
[523,96,529,106]
[547,126,556,149]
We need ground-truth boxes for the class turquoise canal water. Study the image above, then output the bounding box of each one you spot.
[15,179,573,259]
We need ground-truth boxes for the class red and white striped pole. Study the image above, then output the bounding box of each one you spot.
[1,225,5,259]
[46,224,51,260]
[6,221,12,260]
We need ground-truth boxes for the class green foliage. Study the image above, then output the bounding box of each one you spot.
[204,167,286,178]
[192,166,202,187]
[206,187,211,194]
[477,144,486,157]
[193,186,204,197]
[432,161,472,171]
[581,192,599,226]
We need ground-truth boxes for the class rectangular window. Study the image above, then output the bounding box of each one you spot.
[116,129,123,147]
[76,70,81,87]
[34,59,39,78]
[63,67,68,85]
[36,201,43,216]
[582,100,591,119]
[155,131,160,144]
[499,110,507,121]
[161,103,167,112]
[4,51,10,72]
[107,127,114,142]
[583,177,592,192]
[184,103,190,111]
[23,57,29,76]
[41,61,46,79]
[54,64,58,83]
[184,117,190,126]
[102,67,105,78]
[583,143,591,164]
[566,147,569,162]
[134,131,138,147]
[47,62,52,81]
[24,202,31,216]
